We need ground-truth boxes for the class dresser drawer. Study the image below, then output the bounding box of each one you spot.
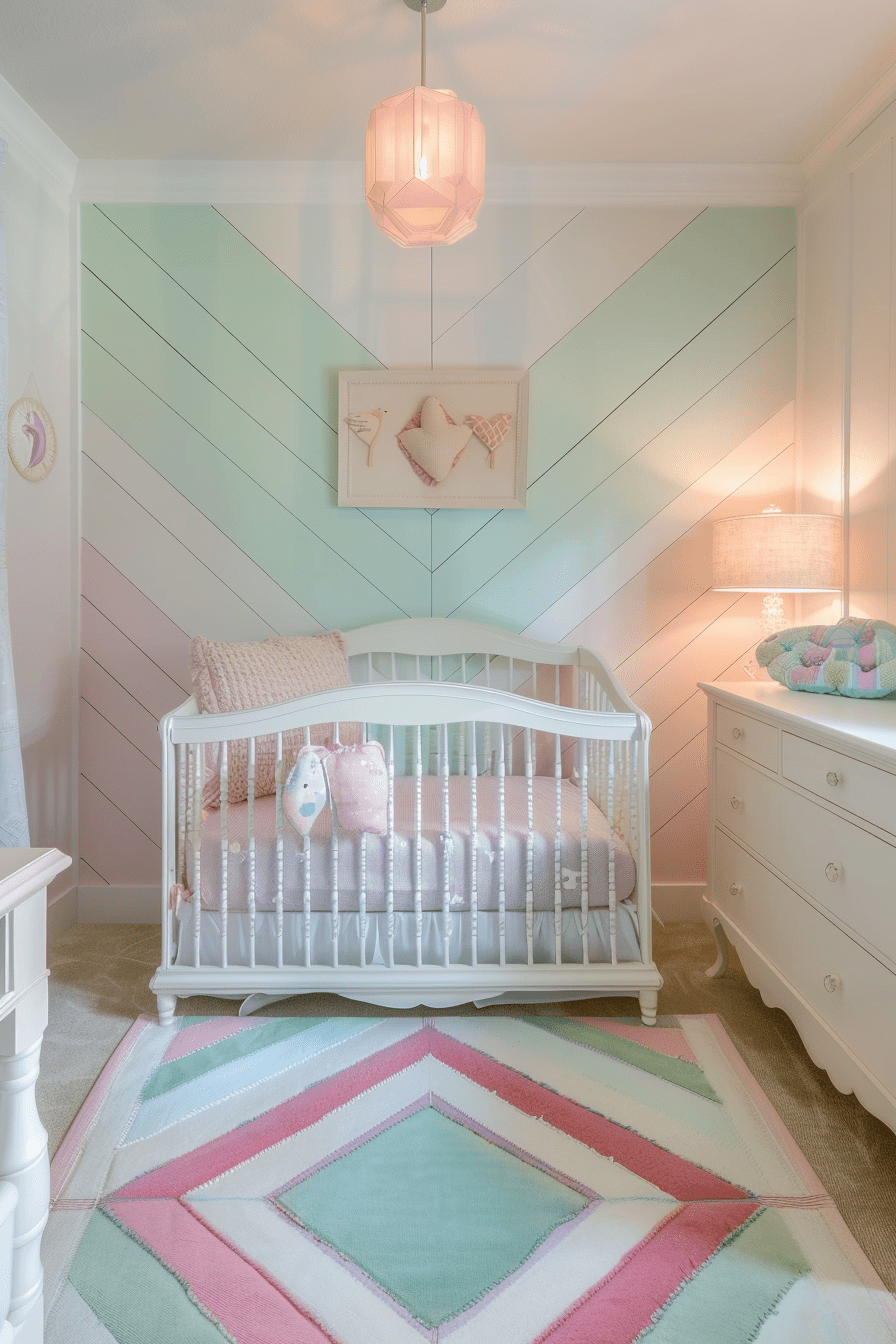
[715,704,778,772]
[782,731,896,840]
[715,749,896,965]
[714,829,896,1097]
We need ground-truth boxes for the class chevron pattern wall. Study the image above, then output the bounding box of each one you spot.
[79,202,796,897]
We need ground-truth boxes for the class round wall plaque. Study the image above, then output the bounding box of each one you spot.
[7,396,56,481]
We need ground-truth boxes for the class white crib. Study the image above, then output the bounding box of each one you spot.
[150,619,662,1024]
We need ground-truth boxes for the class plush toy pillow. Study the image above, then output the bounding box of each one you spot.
[282,746,330,837]
[757,617,896,698]
[323,740,389,834]
[189,631,359,807]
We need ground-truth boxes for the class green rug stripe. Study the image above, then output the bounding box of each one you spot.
[642,1208,810,1342]
[81,338,411,628]
[528,1019,721,1103]
[431,234,795,572]
[438,325,795,626]
[280,1107,588,1328]
[80,268,432,589]
[141,1018,328,1101]
[69,1211,229,1343]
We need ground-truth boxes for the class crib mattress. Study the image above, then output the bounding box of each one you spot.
[187,775,636,914]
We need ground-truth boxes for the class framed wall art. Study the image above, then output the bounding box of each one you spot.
[338,368,528,509]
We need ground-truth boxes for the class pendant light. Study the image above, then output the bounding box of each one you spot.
[365,0,485,248]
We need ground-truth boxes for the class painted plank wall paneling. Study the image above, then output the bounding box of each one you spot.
[80,202,796,895]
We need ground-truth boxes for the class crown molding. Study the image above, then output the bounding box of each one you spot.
[74,157,805,206]
[802,60,896,180]
[0,73,77,193]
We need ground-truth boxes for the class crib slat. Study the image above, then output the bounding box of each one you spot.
[414,723,423,968]
[498,725,506,967]
[248,736,257,969]
[525,727,534,966]
[608,742,617,966]
[579,734,589,965]
[275,731,284,969]
[220,740,229,970]
[441,721,451,968]
[387,724,395,969]
[554,732,562,965]
[469,721,478,968]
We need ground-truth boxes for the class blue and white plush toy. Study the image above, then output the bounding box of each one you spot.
[282,745,329,836]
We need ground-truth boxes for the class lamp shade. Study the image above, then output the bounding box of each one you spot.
[365,85,485,247]
[712,513,842,592]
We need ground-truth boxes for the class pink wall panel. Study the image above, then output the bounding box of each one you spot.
[82,541,191,692]
[80,650,161,764]
[79,701,161,846]
[79,777,160,886]
[650,791,708,885]
[81,598,187,722]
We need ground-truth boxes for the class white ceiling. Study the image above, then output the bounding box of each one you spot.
[1,0,895,164]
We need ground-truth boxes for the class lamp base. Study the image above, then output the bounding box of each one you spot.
[402,0,448,10]
[759,592,785,637]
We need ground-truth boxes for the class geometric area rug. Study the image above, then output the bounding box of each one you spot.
[45,1014,896,1343]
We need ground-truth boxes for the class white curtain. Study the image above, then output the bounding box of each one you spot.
[0,140,31,846]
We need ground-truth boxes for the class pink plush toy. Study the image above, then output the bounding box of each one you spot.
[323,740,388,835]
[282,740,388,836]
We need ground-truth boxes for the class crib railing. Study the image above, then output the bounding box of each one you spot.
[159,674,651,991]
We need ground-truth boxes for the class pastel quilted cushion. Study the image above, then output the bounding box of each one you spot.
[190,631,359,807]
[757,617,896,698]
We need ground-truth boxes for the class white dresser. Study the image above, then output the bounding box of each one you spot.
[699,681,896,1134]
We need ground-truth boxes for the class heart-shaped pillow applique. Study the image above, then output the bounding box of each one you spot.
[397,396,473,485]
[464,412,513,468]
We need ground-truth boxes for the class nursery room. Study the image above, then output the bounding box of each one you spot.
[1,0,896,1339]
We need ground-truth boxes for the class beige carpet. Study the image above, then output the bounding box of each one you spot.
[40,918,896,1291]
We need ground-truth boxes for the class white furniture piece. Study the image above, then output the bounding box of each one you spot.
[0,849,71,1344]
[152,619,661,1025]
[700,680,896,1133]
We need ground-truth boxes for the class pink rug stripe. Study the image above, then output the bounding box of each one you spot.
[533,1201,759,1343]
[428,1030,748,1202]
[107,1199,335,1344]
[114,1025,748,1204]
[162,1018,260,1064]
[51,1017,155,1202]
[577,1019,698,1064]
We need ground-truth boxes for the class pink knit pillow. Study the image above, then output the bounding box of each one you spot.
[189,632,358,808]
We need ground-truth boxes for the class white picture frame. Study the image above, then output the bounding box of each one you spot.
[338,368,528,509]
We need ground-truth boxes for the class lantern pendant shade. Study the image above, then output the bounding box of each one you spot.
[365,85,485,247]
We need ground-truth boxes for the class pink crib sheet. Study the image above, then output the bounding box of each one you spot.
[186,775,636,914]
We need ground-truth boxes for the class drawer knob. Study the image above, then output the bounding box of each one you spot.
[728,882,743,897]
[823,973,842,994]
[825,861,842,883]
[826,771,842,787]
[731,727,744,740]
[729,796,743,810]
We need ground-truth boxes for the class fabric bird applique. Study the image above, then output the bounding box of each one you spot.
[397,396,473,485]
[344,409,386,466]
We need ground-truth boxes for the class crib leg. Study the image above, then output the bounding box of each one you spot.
[639,989,658,1027]
[705,918,729,979]
[156,994,177,1027]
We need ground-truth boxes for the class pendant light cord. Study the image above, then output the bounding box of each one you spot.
[421,0,427,86]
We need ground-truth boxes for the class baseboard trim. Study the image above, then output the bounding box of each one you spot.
[651,883,705,922]
[47,883,80,946]
[75,882,705,926]
[77,885,162,924]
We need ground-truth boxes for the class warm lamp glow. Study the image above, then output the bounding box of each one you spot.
[365,85,485,247]
[713,511,843,638]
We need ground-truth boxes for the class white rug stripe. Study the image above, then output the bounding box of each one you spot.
[443,1201,670,1344]
[46,1282,121,1344]
[679,1018,811,1195]
[190,1060,430,1199]
[436,1019,756,1186]
[523,401,794,641]
[60,1022,177,1203]
[126,1018,376,1141]
[198,1197,425,1344]
[105,1018,417,1192]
